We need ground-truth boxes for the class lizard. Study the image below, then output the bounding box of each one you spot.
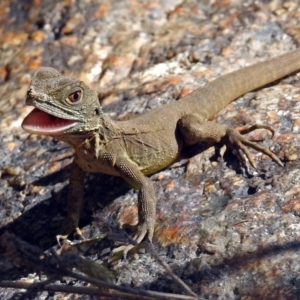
[22,49,300,251]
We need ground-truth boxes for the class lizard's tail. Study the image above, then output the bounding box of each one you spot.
[184,49,300,120]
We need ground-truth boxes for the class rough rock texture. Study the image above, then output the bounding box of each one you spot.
[1,0,300,299]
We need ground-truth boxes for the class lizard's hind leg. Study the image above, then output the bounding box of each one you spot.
[178,114,282,169]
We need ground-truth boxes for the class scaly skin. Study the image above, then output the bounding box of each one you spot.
[22,49,300,251]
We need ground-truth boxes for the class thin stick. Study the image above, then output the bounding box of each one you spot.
[143,242,198,298]
[0,280,199,300]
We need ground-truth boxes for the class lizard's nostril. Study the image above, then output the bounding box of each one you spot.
[26,87,38,104]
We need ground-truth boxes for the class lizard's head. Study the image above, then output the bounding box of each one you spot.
[22,67,103,136]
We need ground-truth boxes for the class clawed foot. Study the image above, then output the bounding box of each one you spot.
[125,221,154,258]
[222,124,283,169]
[111,221,153,259]
[56,224,85,245]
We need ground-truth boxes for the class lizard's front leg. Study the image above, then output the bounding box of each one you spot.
[57,160,86,241]
[115,157,157,245]
[178,114,282,169]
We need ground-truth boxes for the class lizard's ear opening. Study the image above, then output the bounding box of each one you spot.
[95,108,101,115]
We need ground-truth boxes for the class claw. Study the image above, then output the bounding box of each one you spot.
[223,125,283,168]
[75,227,85,239]
[119,222,153,259]
[237,124,275,139]
[123,244,135,260]
[56,234,69,246]
[56,225,85,246]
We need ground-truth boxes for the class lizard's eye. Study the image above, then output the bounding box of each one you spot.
[68,88,83,104]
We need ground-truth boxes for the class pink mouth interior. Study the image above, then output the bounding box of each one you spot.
[22,108,77,134]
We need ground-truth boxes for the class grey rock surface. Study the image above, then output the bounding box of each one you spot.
[1,0,300,299]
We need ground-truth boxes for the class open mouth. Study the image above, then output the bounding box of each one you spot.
[22,108,77,135]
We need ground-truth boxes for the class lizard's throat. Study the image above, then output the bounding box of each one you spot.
[22,108,78,135]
